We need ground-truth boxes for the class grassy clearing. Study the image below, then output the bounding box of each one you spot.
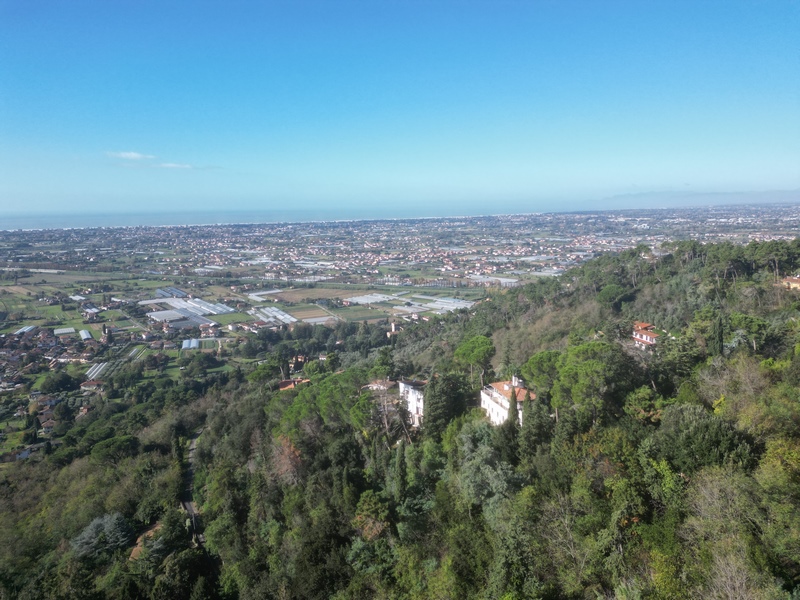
[0,416,27,432]
[30,373,48,391]
[161,365,183,380]
[0,429,26,454]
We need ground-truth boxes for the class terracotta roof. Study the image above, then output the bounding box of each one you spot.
[487,381,533,402]
[632,328,659,346]
[633,328,659,339]
[278,379,310,391]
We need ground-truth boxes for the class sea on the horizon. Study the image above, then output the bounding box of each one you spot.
[0,210,401,230]
[1,192,796,230]
[1,207,544,230]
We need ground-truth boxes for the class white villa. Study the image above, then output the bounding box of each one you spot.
[399,380,426,427]
[480,376,530,426]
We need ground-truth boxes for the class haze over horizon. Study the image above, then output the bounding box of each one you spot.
[1,0,799,221]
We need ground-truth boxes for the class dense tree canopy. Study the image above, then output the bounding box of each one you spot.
[5,238,800,598]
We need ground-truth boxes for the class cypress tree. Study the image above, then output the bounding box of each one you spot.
[391,439,407,503]
[423,377,449,441]
[496,386,519,465]
[519,390,554,463]
[519,390,535,461]
[423,374,467,441]
[709,313,725,356]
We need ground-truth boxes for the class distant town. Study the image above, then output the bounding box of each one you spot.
[4,203,799,287]
[1,202,798,459]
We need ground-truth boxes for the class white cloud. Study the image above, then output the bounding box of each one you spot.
[156,162,192,169]
[107,151,156,160]
[106,151,206,170]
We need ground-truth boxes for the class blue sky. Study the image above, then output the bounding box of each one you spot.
[1,0,798,221]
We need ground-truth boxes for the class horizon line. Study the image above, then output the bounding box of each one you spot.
[2,200,800,233]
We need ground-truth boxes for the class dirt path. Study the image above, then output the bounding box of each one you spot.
[181,429,205,546]
[129,522,162,560]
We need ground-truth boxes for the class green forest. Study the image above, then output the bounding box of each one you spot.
[4,238,800,599]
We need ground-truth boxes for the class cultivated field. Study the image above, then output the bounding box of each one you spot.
[330,305,393,321]
[209,312,252,326]
[287,306,330,320]
[1,286,36,295]
[272,287,358,303]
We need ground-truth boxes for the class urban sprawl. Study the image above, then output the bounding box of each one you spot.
[1,203,798,460]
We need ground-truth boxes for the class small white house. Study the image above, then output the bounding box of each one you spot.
[632,321,659,350]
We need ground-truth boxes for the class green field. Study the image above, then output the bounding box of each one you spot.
[0,425,26,455]
[210,312,251,326]
[330,305,393,321]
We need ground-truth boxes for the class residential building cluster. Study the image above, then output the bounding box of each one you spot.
[3,204,798,290]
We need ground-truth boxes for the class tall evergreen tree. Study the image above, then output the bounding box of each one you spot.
[519,390,553,463]
[499,341,514,380]
[391,439,407,503]
[709,313,725,356]
[423,373,468,441]
[496,386,519,465]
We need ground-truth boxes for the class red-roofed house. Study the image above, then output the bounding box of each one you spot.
[632,322,659,350]
[783,276,800,290]
[81,380,103,392]
[480,376,532,426]
[278,378,310,391]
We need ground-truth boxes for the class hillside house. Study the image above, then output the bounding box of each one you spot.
[480,376,529,426]
[81,380,103,392]
[386,322,402,339]
[783,276,800,290]
[632,321,659,350]
[399,380,426,427]
[278,378,309,391]
[364,380,396,392]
